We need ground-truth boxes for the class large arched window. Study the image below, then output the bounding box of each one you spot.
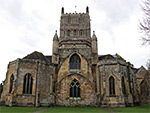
[23,73,33,94]
[109,76,115,96]
[9,74,14,93]
[69,54,81,69]
[70,79,80,99]
[122,77,126,95]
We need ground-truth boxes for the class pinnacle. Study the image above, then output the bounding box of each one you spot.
[53,30,59,41]
[92,30,97,40]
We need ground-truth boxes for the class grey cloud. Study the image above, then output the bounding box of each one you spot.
[94,0,139,23]
[0,0,23,22]
[0,0,50,50]
[91,0,140,44]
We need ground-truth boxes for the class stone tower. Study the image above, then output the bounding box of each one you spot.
[1,7,147,107]
[54,7,98,106]
[57,7,96,61]
[60,7,91,39]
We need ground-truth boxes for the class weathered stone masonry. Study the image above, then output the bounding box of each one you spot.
[0,7,149,107]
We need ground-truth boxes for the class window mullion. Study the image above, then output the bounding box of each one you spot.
[72,86,74,98]
[76,86,78,97]
[25,75,28,94]
[29,75,31,94]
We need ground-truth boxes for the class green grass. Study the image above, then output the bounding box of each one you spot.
[0,104,149,113]
[0,106,45,113]
[43,107,107,113]
[105,104,150,113]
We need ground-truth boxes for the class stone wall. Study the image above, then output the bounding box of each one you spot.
[1,59,18,106]
[1,58,54,106]
[38,61,54,106]
[58,40,92,61]
[136,66,150,104]
[56,52,96,106]
[56,74,96,106]
[98,59,134,107]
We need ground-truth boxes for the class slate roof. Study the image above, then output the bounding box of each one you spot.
[23,51,52,63]
[98,53,125,61]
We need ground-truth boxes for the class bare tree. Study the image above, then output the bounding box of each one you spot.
[139,0,150,71]
[146,59,150,72]
[139,0,150,45]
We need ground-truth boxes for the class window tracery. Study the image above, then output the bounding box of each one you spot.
[70,79,80,99]
[69,54,81,69]
[23,73,33,94]
[109,76,115,96]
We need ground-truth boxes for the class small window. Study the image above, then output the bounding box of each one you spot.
[9,74,14,93]
[69,54,81,69]
[79,18,83,23]
[80,30,83,36]
[70,79,80,99]
[67,30,71,36]
[68,17,71,24]
[74,30,77,36]
[109,76,115,96]
[23,73,33,94]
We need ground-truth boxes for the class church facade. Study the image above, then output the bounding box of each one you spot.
[0,7,149,107]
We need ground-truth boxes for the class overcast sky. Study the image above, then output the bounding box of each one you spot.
[0,0,150,83]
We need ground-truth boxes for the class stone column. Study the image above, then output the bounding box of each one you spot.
[35,61,40,107]
[14,58,20,95]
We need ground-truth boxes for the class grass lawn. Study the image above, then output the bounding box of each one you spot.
[0,104,149,113]
[105,104,150,113]
[0,106,45,113]
[42,107,107,113]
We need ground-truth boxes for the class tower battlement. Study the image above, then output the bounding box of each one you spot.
[60,7,91,40]
[61,6,89,15]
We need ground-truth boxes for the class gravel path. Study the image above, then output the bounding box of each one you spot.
[100,108,116,113]
[32,107,50,113]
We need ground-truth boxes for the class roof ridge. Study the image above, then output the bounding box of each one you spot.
[23,51,47,61]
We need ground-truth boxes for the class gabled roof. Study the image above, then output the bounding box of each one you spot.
[136,66,148,78]
[98,54,114,60]
[98,53,126,61]
[23,51,48,61]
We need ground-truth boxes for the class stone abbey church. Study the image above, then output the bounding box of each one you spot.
[0,7,150,107]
